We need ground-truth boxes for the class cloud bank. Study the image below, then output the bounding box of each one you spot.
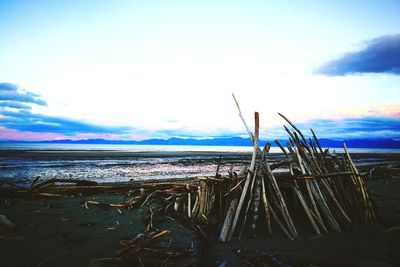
[297,116,400,139]
[316,34,400,76]
[0,83,47,106]
[0,83,130,140]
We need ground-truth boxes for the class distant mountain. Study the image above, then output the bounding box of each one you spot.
[1,137,399,148]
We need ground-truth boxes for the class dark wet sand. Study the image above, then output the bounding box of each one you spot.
[0,194,197,267]
[0,154,399,267]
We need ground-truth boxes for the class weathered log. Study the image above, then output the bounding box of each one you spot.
[227,111,259,241]
[187,184,192,218]
[260,176,271,234]
[292,184,321,235]
[343,143,376,223]
[251,169,262,237]
[219,198,239,242]
[261,157,298,238]
[296,172,361,180]
[239,166,258,239]
[32,178,98,190]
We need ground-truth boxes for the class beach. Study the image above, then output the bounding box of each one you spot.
[1,147,400,266]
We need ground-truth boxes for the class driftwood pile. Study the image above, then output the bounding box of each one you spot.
[216,108,376,241]
[123,96,376,242]
[85,98,376,244]
[23,96,377,245]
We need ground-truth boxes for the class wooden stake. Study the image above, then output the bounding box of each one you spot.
[227,111,259,240]
[261,176,271,234]
[219,198,239,242]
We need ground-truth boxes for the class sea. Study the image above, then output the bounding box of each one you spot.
[1,143,399,187]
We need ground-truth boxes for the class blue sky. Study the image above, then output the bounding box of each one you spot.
[0,0,399,141]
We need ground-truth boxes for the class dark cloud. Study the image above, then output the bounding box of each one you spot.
[0,84,130,136]
[0,101,31,109]
[0,109,129,134]
[0,82,47,106]
[298,116,400,139]
[316,34,400,76]
[0,83,18,91]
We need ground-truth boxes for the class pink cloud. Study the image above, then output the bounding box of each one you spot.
[315,104,400,121]
[365,104,400,118]
[72,133,151,141]
[0,126,69,141]
[0,127,145,141]
[346,104,400,119]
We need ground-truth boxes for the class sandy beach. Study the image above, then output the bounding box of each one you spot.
[1,152,400,267]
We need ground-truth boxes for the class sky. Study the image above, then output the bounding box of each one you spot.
[0,0,399,141]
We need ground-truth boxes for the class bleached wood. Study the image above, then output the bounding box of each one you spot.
[227,111,259,240]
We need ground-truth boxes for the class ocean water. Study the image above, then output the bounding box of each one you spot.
[0,144,254,186]
[0,143,399,187]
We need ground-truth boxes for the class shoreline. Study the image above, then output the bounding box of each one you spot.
[1,152,400,187]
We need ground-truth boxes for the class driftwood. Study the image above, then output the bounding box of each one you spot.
[31,178,98,190]
[90,228,197,266]
[227,109,259,241]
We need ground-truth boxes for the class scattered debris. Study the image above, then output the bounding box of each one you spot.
[381,225,400,241]
[90,257,123,267]
[369,165,400,180]
[237,248,351,267]
[59,217,71,223]
[91,229,195,266]
[0,235,26,241]
[33,259,52,267]
[0,214,15,229]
